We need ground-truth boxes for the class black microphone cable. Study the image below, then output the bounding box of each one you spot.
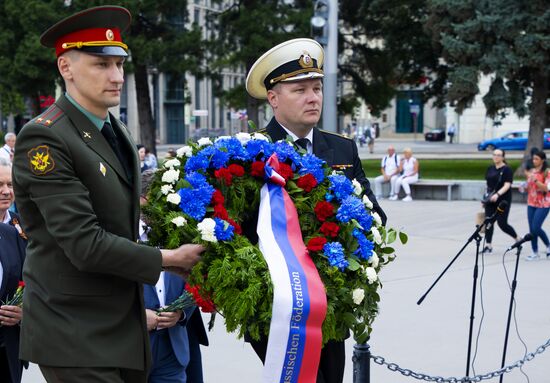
[501,247,531,382]
[471,237,488,376]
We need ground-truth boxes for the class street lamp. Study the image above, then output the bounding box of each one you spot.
[311,1,328,45]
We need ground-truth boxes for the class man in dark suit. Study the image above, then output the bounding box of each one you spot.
[12,6,204,383]
[245,38,387,383]
[0,223,26,383]
[144,272,195,383]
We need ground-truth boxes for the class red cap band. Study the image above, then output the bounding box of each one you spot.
[55,27,124,56]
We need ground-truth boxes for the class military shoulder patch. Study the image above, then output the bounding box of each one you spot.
[33,104,64,128]
[28,145,55,175]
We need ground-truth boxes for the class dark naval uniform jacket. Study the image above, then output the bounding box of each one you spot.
[265,117,384,220]
[246,118,385,383]
[12,94,162,372]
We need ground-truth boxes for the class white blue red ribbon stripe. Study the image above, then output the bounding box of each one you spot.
[257,154,327,383]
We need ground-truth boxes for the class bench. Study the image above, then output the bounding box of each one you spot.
[409,179,460,201]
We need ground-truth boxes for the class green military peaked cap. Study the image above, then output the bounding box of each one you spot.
[40,5,131,57]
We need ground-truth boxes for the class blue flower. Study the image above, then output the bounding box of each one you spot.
[215,137,250,161]
[184,151,210,173]
[246,140,274,160]
[214,218,235,241]
[323,242,349,271]
[336,196,373,231]
[177,176,215,221]
[328,174,354,201]
[353,228,374,260]
[273,141,300,164]
[298,154,326,183]
[185,172,208,188]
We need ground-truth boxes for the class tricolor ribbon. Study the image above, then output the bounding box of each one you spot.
[257,154,327,383]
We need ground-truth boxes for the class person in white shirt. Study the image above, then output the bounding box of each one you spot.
[389,148,420,202]
[0,133,16,164]
[374,146,400,199]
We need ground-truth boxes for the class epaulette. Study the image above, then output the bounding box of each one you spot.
[319,129,352,140]
[31,104,64,128]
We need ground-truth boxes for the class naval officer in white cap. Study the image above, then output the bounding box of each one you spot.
[245,37,387,383]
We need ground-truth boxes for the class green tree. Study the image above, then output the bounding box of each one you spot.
[425,0,550,156]
[0,0,203,153]
[339,0,444,116]
[208,0,313,127]
[0,0,66,117]
[70,0,205,153]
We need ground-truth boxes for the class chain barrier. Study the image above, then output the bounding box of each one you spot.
[370,337,550,382]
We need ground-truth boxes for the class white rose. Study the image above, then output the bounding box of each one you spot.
[372,212,382,226]
[371,227,383,245]
[166,193,181,205]
[352,179,362,195]
[197,218,217,242]
[176,145,193,158]
[161,184,174,195]
[235,132,252,145]
[162,169,180,184]
[365,267,378,284]
[164,158,181,169]
[171,216,187,227]
[197,137,212,147]
[369,251,379,268]
[352,288,365,305]
[251,132,269,141]
[362,195,373,209]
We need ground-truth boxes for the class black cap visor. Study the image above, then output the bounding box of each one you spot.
[79,45,128,57]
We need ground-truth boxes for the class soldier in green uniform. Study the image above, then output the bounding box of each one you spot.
[12,6,204,383]
[245,38,387,383]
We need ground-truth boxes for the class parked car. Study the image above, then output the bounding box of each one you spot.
[424,128,445,141]
[478,130,550,151]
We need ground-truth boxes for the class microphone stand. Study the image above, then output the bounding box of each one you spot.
[417,217,491,380]
[499,244,524,383]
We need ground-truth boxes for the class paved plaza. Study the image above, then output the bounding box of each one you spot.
[22,199,549,382]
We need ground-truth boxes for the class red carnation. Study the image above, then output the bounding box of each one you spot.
[296,174,318,192]
[214,168,233,186]
[319,221,340,238]
[278,163,294,181]
[211,190,225,205]
[18,281,25,288]
[185,284,216,313]
[213,204,229,220]
[228,164,245,177]
[227,218,242,235]
[307,236,327,252]
[314,201,335,222]
[250,161,265,178]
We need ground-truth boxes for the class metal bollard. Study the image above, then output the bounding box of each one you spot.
[353,343,371,383]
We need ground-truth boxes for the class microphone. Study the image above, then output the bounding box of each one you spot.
[484,200,508,225]
[507,233,533,251]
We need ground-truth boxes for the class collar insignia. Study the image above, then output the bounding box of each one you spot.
[83,131,92,139]
[99,162,107,177]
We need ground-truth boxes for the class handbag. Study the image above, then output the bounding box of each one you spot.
[481,190,494,205]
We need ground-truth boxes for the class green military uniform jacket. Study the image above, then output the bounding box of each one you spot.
[12,94,162,371]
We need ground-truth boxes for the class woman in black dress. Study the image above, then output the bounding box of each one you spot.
[482,149,519,253]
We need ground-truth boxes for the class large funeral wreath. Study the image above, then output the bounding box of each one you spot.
[143,132,406,344]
